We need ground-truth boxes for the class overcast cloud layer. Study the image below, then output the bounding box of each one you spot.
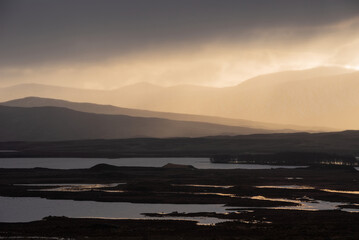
[1,0,359,88]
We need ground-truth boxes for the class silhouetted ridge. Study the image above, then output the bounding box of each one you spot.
[0,105,275,141]
[1,97,302,132]
[89,164,120,171]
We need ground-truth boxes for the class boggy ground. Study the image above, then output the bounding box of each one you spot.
[1,212,359,240]
[0,164,358,206]
[0,164,359,239]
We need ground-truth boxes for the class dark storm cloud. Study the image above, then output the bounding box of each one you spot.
[0,0,358,67]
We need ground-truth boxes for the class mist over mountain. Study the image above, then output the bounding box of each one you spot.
[0,67,358,130]
[237,66,353,89]
[0,105,276,141]
[2,97,316,132]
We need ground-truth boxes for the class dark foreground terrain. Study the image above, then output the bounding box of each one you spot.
[2,212,359,240]
[0,163,359,239]
[2,130,359,159]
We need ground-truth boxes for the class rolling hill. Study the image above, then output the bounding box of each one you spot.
[1,97,310,132]
[0,105,275,141]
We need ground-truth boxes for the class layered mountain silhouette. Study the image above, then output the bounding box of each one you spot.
[0,105,277,141]
[0,66,357,129]
[2,97,309,132]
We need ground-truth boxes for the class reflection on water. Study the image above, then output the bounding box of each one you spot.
[255,185,359,195]
[320,189,359,195]
[171,184,234,189]
[193,192,237,198]
[256,185,315,190]
[243,195,359,212]
[100,190,126,193]
[246,195,302,204]
[17,183,125,193]
[16,183,125,186]
[0,157,307,170]
[166,192,238,198]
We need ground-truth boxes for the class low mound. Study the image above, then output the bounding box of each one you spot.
[162,163,196,169]
[89,163,120,171]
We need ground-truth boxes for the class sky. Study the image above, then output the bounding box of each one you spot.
[1,0,359,89]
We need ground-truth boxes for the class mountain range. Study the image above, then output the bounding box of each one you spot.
[0,66,357,130]
[1,97,313,132]
[0,105,280,141]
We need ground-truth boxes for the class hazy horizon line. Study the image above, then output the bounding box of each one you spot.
[1,64,356,91]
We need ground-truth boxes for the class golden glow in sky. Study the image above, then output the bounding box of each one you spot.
[345,65,359,71]
[1,2,359,90]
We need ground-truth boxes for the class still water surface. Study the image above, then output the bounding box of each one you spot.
[1,195,358,224]
[0,196,226,224]
[0,158,331,224]
[0,157,306,169]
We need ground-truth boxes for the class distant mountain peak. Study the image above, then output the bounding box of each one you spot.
[237,66,354,88]
[4,83,68,89]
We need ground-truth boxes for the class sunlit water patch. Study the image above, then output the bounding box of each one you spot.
[320,189,359,195]
[164,192,238,198]
[256,185,315,190]
[171,184,234,189]
[241,195,359,212]
[16,183,126,193]
[254,185,359,196]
